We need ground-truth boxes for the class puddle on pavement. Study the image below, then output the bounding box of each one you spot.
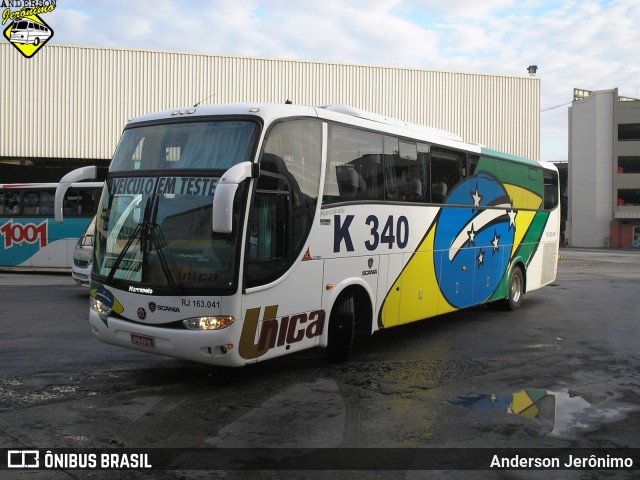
[451,389,636,436]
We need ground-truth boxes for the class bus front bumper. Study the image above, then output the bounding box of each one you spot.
[88,310,245,367]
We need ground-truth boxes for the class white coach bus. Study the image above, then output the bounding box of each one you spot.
[56,103,560,366]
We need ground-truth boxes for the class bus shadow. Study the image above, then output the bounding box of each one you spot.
[99,300,540,392]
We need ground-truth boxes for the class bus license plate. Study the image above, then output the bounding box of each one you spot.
[131,333,154,348]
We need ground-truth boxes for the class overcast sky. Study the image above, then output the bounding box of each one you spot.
[47,0,640,163]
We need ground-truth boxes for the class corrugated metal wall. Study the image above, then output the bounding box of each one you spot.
[1,44,540,161]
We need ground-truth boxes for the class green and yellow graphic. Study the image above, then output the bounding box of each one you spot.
[380,152,550,328]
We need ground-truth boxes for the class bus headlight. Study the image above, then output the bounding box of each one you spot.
[183,316,235,330]
[90,296,112,319]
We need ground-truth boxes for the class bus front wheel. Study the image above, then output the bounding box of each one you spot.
[506,266,524,311]
[327,295,355,363]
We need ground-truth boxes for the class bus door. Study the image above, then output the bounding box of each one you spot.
[241,173,325,361]
[240,119,323,362]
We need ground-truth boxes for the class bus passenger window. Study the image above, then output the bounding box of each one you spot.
[418,143,431,202]
[40,192,54,215]
[468,154,479,176]
[63,190,81,216]
[544,170,559,209]
[3,192,20,214]
[78,189,99,216]
[23,192,40,215]
[325,125,384,204]
[336,167,362,198]
[430,148,464,203]
[384,139,426,202]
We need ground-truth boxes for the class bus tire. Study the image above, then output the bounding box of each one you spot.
[34,38,40,46]
[506,266,524,311]
[327,295,355,363]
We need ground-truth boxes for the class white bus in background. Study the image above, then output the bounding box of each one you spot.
[9,19,52,45]
[72,216,96,287]
[56,103,560,366]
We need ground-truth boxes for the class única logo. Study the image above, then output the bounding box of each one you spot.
[2,1,56,59]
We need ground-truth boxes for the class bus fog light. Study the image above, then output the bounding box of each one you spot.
[183,316,235,330]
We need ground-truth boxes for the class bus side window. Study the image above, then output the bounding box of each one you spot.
[468,154,479,176]
[384,138,425,202]
[324,125,384,204]
[23,192,40,215]
[544,170,559,210]
[261,119,322,255]
[430,147,464,204]
[63,190,80,216]
[3,192,21,214]
[246,175,290,288]
[418,143,431,202]
[40,192,54,215]
[78,188,99,216]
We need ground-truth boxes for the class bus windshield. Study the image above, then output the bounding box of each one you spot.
[94,120,259,293]
[110,120,258,171]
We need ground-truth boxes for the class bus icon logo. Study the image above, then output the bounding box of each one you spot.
[7,450,39,468]
[3,14,54,59]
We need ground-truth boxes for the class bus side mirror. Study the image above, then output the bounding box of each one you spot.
[212,162,258,234]
[54,166,97,223]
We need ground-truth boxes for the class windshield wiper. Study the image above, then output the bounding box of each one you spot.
[104,193,180,293]
[141,195,180,293]
[106,222,142,283]
[147,223,180,292]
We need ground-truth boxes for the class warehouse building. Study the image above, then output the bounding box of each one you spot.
[1,44,540,183]
[568,88,640,248]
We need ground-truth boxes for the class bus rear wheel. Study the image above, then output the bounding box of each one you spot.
[506,266,524,310]
[327,295,355,363]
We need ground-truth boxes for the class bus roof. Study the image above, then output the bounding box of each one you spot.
[479,147,557,171]
[126,102,486,155]
[0,182,103,190]
[480,147,541,167]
